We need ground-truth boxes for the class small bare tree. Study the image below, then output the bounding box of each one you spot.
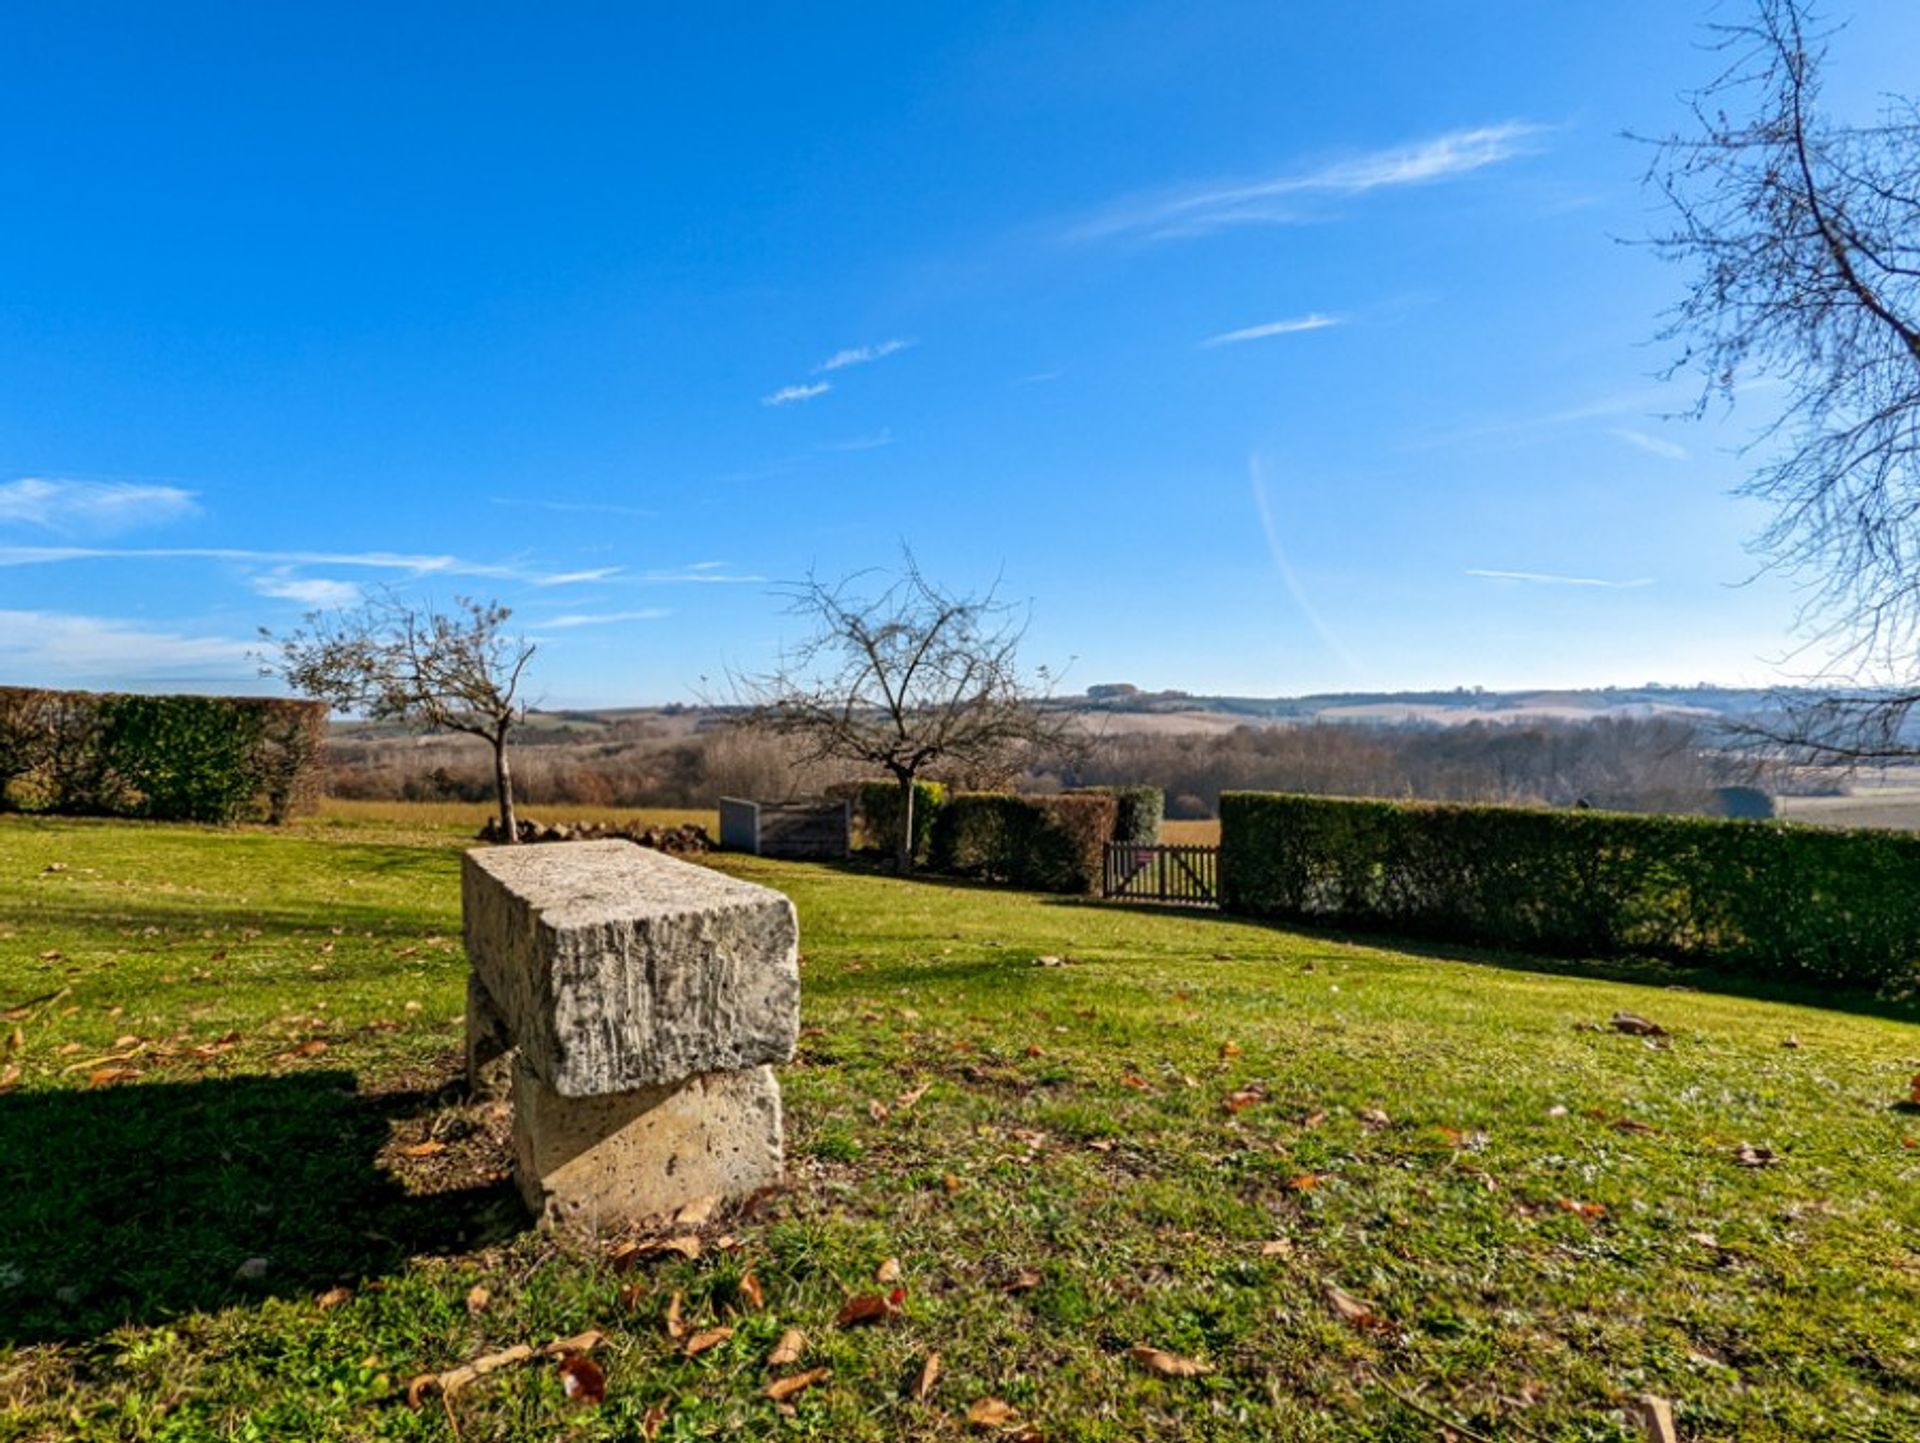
[265,594,536,840]
[1646,0,1920,760]
[737,558,1076,873]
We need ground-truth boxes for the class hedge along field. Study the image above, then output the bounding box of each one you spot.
[1221,791,1920,992]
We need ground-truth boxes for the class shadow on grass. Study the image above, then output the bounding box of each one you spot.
[0,1070,524,1346]
[1042,896,1920,1026]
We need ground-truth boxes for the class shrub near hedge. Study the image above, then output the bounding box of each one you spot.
[853,779,947,861]
[0,686,327,824]
[928,792,1118,894]
[1219,790,1920,992]
[1072,785,1164,845]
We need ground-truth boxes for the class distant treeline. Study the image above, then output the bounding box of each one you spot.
[326,711,1738,819]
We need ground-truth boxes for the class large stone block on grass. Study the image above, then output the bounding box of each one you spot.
[510,1057,785,1227]
[462,840,800,1097]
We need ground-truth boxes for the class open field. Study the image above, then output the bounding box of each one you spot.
[2,810,1918,1440]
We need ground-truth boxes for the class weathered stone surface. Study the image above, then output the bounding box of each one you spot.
[462,841,799,1097]
[511,1058,784,1227]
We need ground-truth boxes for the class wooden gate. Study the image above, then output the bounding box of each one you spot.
[1102,843,1219,907]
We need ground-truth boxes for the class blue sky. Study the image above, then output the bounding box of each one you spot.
[5,1,1918,705]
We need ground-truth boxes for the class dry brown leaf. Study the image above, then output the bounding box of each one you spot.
[663,1290,686,1338]
[1357,1108,1391,1129]
[1324,1283,1390,1332]
[1119,1073,1151,1092]
[875,1257,902,1284]
[675,1193,720,1226]
[402,1140,446,1158]
[1128,1344,1214,1378]
[1626,1394,1679,1443]
[284,1039,329,1059]
[6,1027,23,1053]
[767,1327,805,1367]
[465,1284,490,1315]
[1219,1041,1242,1059]
[895,1082,930,1110]
[0,1063,21,1092]
[1024,1044,1044,1058]
[1556,1197,1608,1220]
[1734,1142,1776,1168]
[967,1397,1019,1430]
[765,1366,830,1402]
[611,1235,701,1269]
[942,1173,963,1195]
[834,1288,905,1327]
[557,1353,606,1405]
[88,1066,139,1088]
[683,1326,734,1358]
[640,1403,668,1440]
[911,1350,942,1402]
[1610,1010,1667,1038]
[1286,1173,1321,1192]
[738,1269,765,1310]
[404,1332,601,1408]
[1002,1269,1042,1294]
[868,1099,890,1122]
[1224,1088,1265,1114]
[1259,1239,1293,1257]
[316,1286,353,1309]
[1301,1109,1327,1128]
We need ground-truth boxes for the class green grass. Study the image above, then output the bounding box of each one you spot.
[2,811,1918,1441]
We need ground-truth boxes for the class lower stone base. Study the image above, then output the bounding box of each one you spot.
[510,1058,785,1230]
[465,974,515,1098]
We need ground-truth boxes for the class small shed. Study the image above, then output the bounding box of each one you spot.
[719,798,852,860]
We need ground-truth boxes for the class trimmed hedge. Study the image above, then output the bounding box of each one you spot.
[853,779,947,862]
[1073,785,1164,845]
[928,792,1118,894]
[1220,791,1920,992]
[0,687,327,824]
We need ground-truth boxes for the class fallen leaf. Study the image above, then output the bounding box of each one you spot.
[0,1063,22,1092]
[967,1397,1019,1430]
[611,1235,701,1269]
[1301,1109,1327,1129]
[911,1350,941,1401]
[1910,1073,1920,1106]
[767,1327,805,1366]
[402,1140,446,1158]
[6,1027,23,1053]
[943,1173,963,1195]
[1119,1073,1151,1092]
[765,1366,830,1402]
[557,1353,606,1404]
[1088,1138,1115,1153]
[868,1099,890,1122]
[88,1066,140,1088]
[738,1269,765,1310]
[316,1286,353,1309]
[1128,1344,1214,1378]
[1024,1044,1043,1058]
[1259,1239,1294,1257]
[640,1404,668,1440]
[1626,1393,1679,1443]
[1611,1117,1658,1135]
[662,1291,686,1338]
[835,1288,905,1327]
[676,1194,720,1226]
[683,1326,734,1357]
[466,1285,490,1315]
[1224,1088,1265,1114]
[1286,1173,1320,1192]
[875,1257,902,1284]
[1219,1041,1242,1059]
[1556,1198,1608,1220]
[895,1083,930,1110]
[1610,1010,1667,1038]
[1001,1269,1041,1294]
[1734,1142,1776,1168]
[1357,1107,1391,1129]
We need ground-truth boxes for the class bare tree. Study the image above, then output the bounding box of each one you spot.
[736,558,1076,873]
[265,594,536,840]
[1646,0,1920,759]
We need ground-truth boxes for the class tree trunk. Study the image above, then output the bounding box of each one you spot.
[493,734,519,843]
[894,771,916,875]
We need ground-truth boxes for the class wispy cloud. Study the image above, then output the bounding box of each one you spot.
[1068,122,1546,243]
[1468,568,1654,590]
[633,563,765,584]
[251,572,362,608]
[815,339,913,373]
[541,609,672,629]
[762,381,831,407]
[0,544,616,587]
[1610,427,1689,461]
[817,429,895,453]
[0,609,257,686]
[490,496,656,518]
[1250,456,1363,675]
[1200,313,1341,348]
[1014,370,1062,386]
[0,477,198,536]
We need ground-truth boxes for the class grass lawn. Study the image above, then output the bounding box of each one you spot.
[2,810,1918,1441]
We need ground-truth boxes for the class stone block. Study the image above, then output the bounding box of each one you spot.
[510,1057,784,1227]
[462,841,799,1097]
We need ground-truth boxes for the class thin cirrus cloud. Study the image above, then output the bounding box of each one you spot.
[814,338,912,373]
[540,609,672,629]
[1200,313,1341,348]
[1067,121,1546,243]
[0,608,256,685]
[762,381,831,407]
[0,544,619,587]
[1610,427,1690,461]
[251,572,363,608]
[1468,568,1654,590]
[0,477,198,536]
